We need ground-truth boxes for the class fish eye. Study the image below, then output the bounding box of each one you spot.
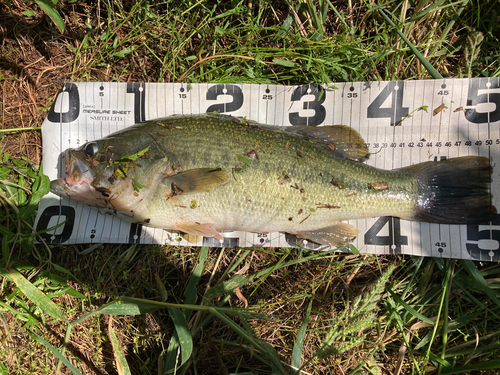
[85,142,98,157]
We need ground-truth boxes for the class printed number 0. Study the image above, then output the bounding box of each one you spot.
[35,205,76,244]
[47,83,80,123]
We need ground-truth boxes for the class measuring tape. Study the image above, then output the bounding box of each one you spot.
[34,79,500,261]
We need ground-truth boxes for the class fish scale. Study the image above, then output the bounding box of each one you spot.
[50,114,494,247]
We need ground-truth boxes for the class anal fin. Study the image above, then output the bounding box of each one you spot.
[294,222,360,248]
[177,222,224,241]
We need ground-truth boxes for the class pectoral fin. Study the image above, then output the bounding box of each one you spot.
[162,168,228,195]
[177,222,224,241]
[284,125,369,161]
[294,222,360,248]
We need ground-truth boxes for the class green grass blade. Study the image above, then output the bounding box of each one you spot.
[167,307,193,368]
[206,247,341,300]
[453,279,500,319]
[97,298,160,315]
[184,246,209,318]
[209,308,287,373]
[0,126,42,133]
[460,260,500,309]
[272,58,297,67]
[429,352,451,368]
[387,289,434,325]
[108,318,132,375]
[162,333,181,375]
[34,0,65,33]
[424,260,451,362]
[205,274,250,299]
[26,171,50,205]
[291,299,313,375]
[376,8,444,79]
[441,359,500,374]
[1,267,67,322]
[0,360,7,375]
[349,244,360,255]
[30,331,82,375]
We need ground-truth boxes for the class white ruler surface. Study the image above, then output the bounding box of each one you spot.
[35,79,500,261]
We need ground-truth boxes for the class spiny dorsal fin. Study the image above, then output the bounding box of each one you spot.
[283,125,369,161]
[162,168,228,195]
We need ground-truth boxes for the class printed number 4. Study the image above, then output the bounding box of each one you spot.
[367,81,409,126]
[364,216,408,253]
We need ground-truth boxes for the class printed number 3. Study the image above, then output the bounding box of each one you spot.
[289,84,326,126]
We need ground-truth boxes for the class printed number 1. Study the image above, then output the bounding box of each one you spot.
[127,82,146,123]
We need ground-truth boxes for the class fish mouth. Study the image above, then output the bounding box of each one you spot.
[50,151,107,207]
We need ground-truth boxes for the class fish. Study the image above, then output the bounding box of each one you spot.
[50,114,495,247]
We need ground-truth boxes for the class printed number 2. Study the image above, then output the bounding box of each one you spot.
[367,81,409,126]
[364,216,408,254]
[206,84,244,113]
[465,77,500,124]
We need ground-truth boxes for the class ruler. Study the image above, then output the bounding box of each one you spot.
[35,79,500,261]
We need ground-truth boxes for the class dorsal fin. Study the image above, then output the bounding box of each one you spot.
[283,125,369,161]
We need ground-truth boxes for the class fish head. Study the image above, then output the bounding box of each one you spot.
[50,140,117,207]
[50,131,154,209]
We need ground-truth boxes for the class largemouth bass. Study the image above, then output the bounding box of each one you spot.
[50,114,494,247]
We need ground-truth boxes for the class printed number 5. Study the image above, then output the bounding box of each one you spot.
[465,78,500,124]
[466,214,500,261]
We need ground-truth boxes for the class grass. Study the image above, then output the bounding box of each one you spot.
[1,0,500,373]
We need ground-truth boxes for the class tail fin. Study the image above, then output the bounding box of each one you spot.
[403,156,495,224]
